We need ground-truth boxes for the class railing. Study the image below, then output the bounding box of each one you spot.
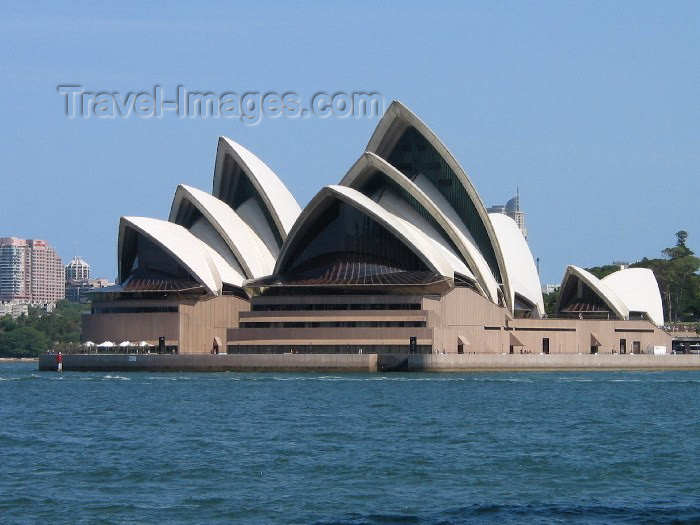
[49,344,177,355]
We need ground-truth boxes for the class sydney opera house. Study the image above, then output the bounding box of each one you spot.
[83,101,670,355]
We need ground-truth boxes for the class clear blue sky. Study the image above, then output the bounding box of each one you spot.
[1,1,698,285]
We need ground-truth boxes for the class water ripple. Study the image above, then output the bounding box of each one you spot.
[1,363,700,524]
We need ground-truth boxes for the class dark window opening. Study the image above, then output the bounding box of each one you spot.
[384,126,501,282]
[282,200,428,281]
[92,305,179,314]
[240,320,425,329]
[218,153,283,248]
[120,231,199,290]
[227,344,432,355]
[252,302,421,312]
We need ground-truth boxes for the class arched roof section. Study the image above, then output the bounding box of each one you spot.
[556,265,628,320]
[489,213,545,317]
[118,217,222,295]
[375,189,475,282]
[212,137,301,249]
[198,241,246,289]
[275,185,453,280]
[602,268,664,326]
[169,184,276,279]
[341,152,502,302]
[365,100,513,311]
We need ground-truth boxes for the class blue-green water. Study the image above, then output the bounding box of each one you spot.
[1,363,700,524]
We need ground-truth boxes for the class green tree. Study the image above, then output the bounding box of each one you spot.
[662,230,693,260]
[585,264,621,280]
[0,300,85,355]
[543,289,560,316]
[0,314,17,334]
[0,326,50,357]
[633,231,700,322]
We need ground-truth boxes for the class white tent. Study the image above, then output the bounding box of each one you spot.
[97,341,115,347]
[138,341,153,347]
[119,341,132,347]
[84,341,95,347]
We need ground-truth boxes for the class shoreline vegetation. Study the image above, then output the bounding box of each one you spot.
[0,300,83,358]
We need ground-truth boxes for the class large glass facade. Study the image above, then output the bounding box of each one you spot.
[171,198,202,229]
[359,171,473,275]
[120,230,199,290]
[513,293,536,318]
[557,277,611,316]
[281,200,429,284]
[384,126,502,283]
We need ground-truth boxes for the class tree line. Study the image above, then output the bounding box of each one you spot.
[0,300,84,357]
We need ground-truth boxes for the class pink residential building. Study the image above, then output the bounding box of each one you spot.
[0,237,65,304]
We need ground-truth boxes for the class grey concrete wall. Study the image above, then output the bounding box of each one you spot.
[407,353,700,371]
[39,353,700,372]
[39,353,377,372]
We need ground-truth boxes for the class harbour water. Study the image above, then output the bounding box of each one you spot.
[1,362,699,524]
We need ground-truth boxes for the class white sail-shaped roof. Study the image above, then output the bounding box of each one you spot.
[489,213,544,317]
[365,100,513,311]
[118,217,222,295]
[275,185,454,279]
[602,268,664,326]
[197,241,245,288]
[212,137,301,246]
[340,152,502,298]
[557,265,629,320]
[169,184,276,279]
[376,189,475,281]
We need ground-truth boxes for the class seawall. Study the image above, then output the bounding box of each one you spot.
[38,353,700,372]
[404,353,700,371]
[39,353,378,372]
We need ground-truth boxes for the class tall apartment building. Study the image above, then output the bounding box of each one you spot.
[0,238,31,301]
[0,237,65,304]
[488,188,527,239]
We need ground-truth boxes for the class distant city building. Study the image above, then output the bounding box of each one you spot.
[0,302,29,319]
[65,256,90,281]
[488,189,527,239]
[64,256,114,303]
[0,237,30,301]
[0,238,64,305]
[542,284,560,295]
[66,277,114,304]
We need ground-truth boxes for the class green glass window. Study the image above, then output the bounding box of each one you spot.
[384,127,501,282]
